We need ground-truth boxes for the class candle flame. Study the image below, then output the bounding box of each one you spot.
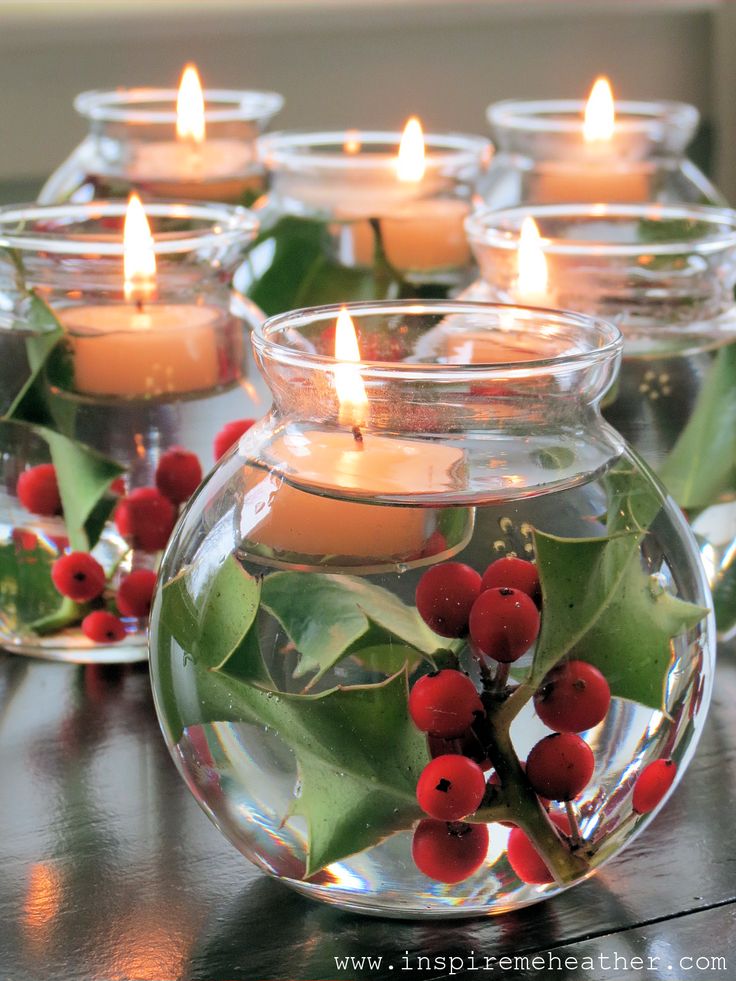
[396,116,426,182]
[344,130,362,155]
[583,76,615,143]
[124,193,157,304]
[516,216,548,303]
[177,63,205,143]
[334,307,368,428]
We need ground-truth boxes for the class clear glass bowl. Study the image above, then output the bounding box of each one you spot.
[38,87,284,207]
[149,301,714,917]
[233,130,491,317]
[479,99,725,209]
[465,204,736,639]
[0,201,259,663]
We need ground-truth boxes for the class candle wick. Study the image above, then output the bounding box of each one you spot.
[351,426,364,448]
[136,298,145,314]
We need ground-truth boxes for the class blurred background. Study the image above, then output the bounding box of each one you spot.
[1,0,735,198]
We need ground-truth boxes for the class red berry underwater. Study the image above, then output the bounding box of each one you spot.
[415,563,482,638]
[116,569,158,618]
[534,660,611,733]
[82,611,126,644]
[416,754,486,821]
[481,556,540,604]
[507,812,571,885]
[412,820,489,884]
[155,448,202,505]
[51,551,106,603]
[632,758,678,815]
[115,488,177,551]
[409,670,482,739]
[17,464,61,516]
[526,733,595,802]
[213,419,255,461]
[469,587,540,663]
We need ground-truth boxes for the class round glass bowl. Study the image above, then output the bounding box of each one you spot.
[479,99,724,209]
[234,130,491,316]
[0,200,259,663]
[39,87,284,207]
[149,300,713,917]
[465,203,736,638]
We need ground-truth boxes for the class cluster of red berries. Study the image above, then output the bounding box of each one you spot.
[416,556,541,662]
[408,554,680,886]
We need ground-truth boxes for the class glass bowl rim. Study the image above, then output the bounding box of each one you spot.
[486,98,699,137]
[253,299,623,381]
[74,87,285,125]
[0,201,259,255]
[258,130,492,173]
[465,203,736,257]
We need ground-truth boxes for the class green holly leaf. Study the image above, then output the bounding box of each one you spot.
[6,291,64,418]
[531,529,707,710]
[658,344,736,509]
[604,458,663,535]
[160,555,269,682]
[237,215,404,317]
[211,667,428,877]
[260,572,446,685]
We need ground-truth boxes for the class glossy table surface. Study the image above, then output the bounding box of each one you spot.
[1,650,734,981]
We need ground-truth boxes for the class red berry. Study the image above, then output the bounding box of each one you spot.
[51,551,106,602]
[213,419,255,461]
[468,587,540,663]
[115,488,177,551]
[416,754,486,821]
[116,569,158,618]
[481,556,540,604]
[415,563,482,638]
[507,812,571,885]
[12,528,38,552]
[110,476,126,496]
[526,733,595,802]
[16,464,61,516]
[412,820,489,883]
[82,610,126,644]
[409,670,482,738]
[632,758,678,815]
[534,660,611,733]
[155,447,202,505]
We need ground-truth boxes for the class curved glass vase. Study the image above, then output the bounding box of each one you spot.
[150,300,714,917]
[465,204,736,639]
[480,99,724,209]
[234,130,491,317]
[39,87,284,207]
[0,201,260,663]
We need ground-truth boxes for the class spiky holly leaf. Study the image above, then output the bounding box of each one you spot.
[531,529,707,710]
[260,572,446,685]
[214,667,428,877]
[658,343,736,510]
[160,555,268,682]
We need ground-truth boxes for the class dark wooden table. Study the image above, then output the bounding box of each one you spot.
[1,650,734,981]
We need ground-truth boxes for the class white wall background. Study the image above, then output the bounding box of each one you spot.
[0,0,731,195]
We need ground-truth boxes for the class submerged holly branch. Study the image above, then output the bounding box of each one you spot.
[159,462,705,885]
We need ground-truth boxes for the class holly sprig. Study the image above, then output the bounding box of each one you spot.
[0,250,125,633]
[155,460,706,883]
[236,212,445,318]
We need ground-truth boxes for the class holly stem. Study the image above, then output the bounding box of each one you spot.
[479,698,588,883]
[494,662,510,690]
[565,800,582,847]
[29,596,84,636]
